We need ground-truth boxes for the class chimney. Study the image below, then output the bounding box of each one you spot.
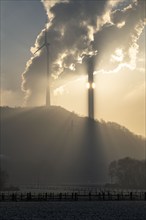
[87,57,95,119]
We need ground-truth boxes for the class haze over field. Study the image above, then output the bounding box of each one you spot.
[1,0,146,136]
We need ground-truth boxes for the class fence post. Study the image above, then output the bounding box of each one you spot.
[102,192,105,201]
[107,192,110,200]
[75,193,78,201]
[11,193,15,201]
[20,193,23,201]
[117,193,120,201]
[59,193,62,201]
[98,192,101,200]
[45,193,48,201]
[2,193,5,201]
[27,192,31,201]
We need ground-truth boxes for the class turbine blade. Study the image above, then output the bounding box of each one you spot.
[34,43,46,54]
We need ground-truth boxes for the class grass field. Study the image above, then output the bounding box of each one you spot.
[0,201,146,220]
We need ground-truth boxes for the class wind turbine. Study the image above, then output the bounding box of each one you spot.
[34,25,50,107]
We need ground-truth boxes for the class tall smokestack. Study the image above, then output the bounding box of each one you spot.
[46,84,50,106]
[87,57,95,119]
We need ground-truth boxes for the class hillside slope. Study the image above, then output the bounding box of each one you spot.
[0,106,145,185]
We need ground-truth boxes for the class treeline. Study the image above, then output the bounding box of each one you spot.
[0,169,19,191]
[0,169,8,190]
[1,158,145,191]
[109,157,146,189]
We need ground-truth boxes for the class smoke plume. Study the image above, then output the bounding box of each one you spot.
[21,0,145,106]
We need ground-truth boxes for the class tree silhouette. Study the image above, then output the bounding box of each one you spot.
[109,157,146,189]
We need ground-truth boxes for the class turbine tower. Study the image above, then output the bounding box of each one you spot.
[34,25,50,107]
[87,57,95,119]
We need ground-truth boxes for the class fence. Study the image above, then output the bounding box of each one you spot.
[0,191,146,202]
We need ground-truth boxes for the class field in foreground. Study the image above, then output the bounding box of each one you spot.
[0,201,146,220]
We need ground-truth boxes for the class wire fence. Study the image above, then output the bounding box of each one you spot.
[0,191,146,202]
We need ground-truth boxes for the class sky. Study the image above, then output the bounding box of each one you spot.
[1,0,146,137]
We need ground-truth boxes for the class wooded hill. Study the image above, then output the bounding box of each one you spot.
[0,106,145,186]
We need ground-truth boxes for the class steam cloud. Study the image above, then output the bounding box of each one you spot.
[21,0,146,106]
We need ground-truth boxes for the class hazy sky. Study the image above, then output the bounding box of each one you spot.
[1,0,146,136]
